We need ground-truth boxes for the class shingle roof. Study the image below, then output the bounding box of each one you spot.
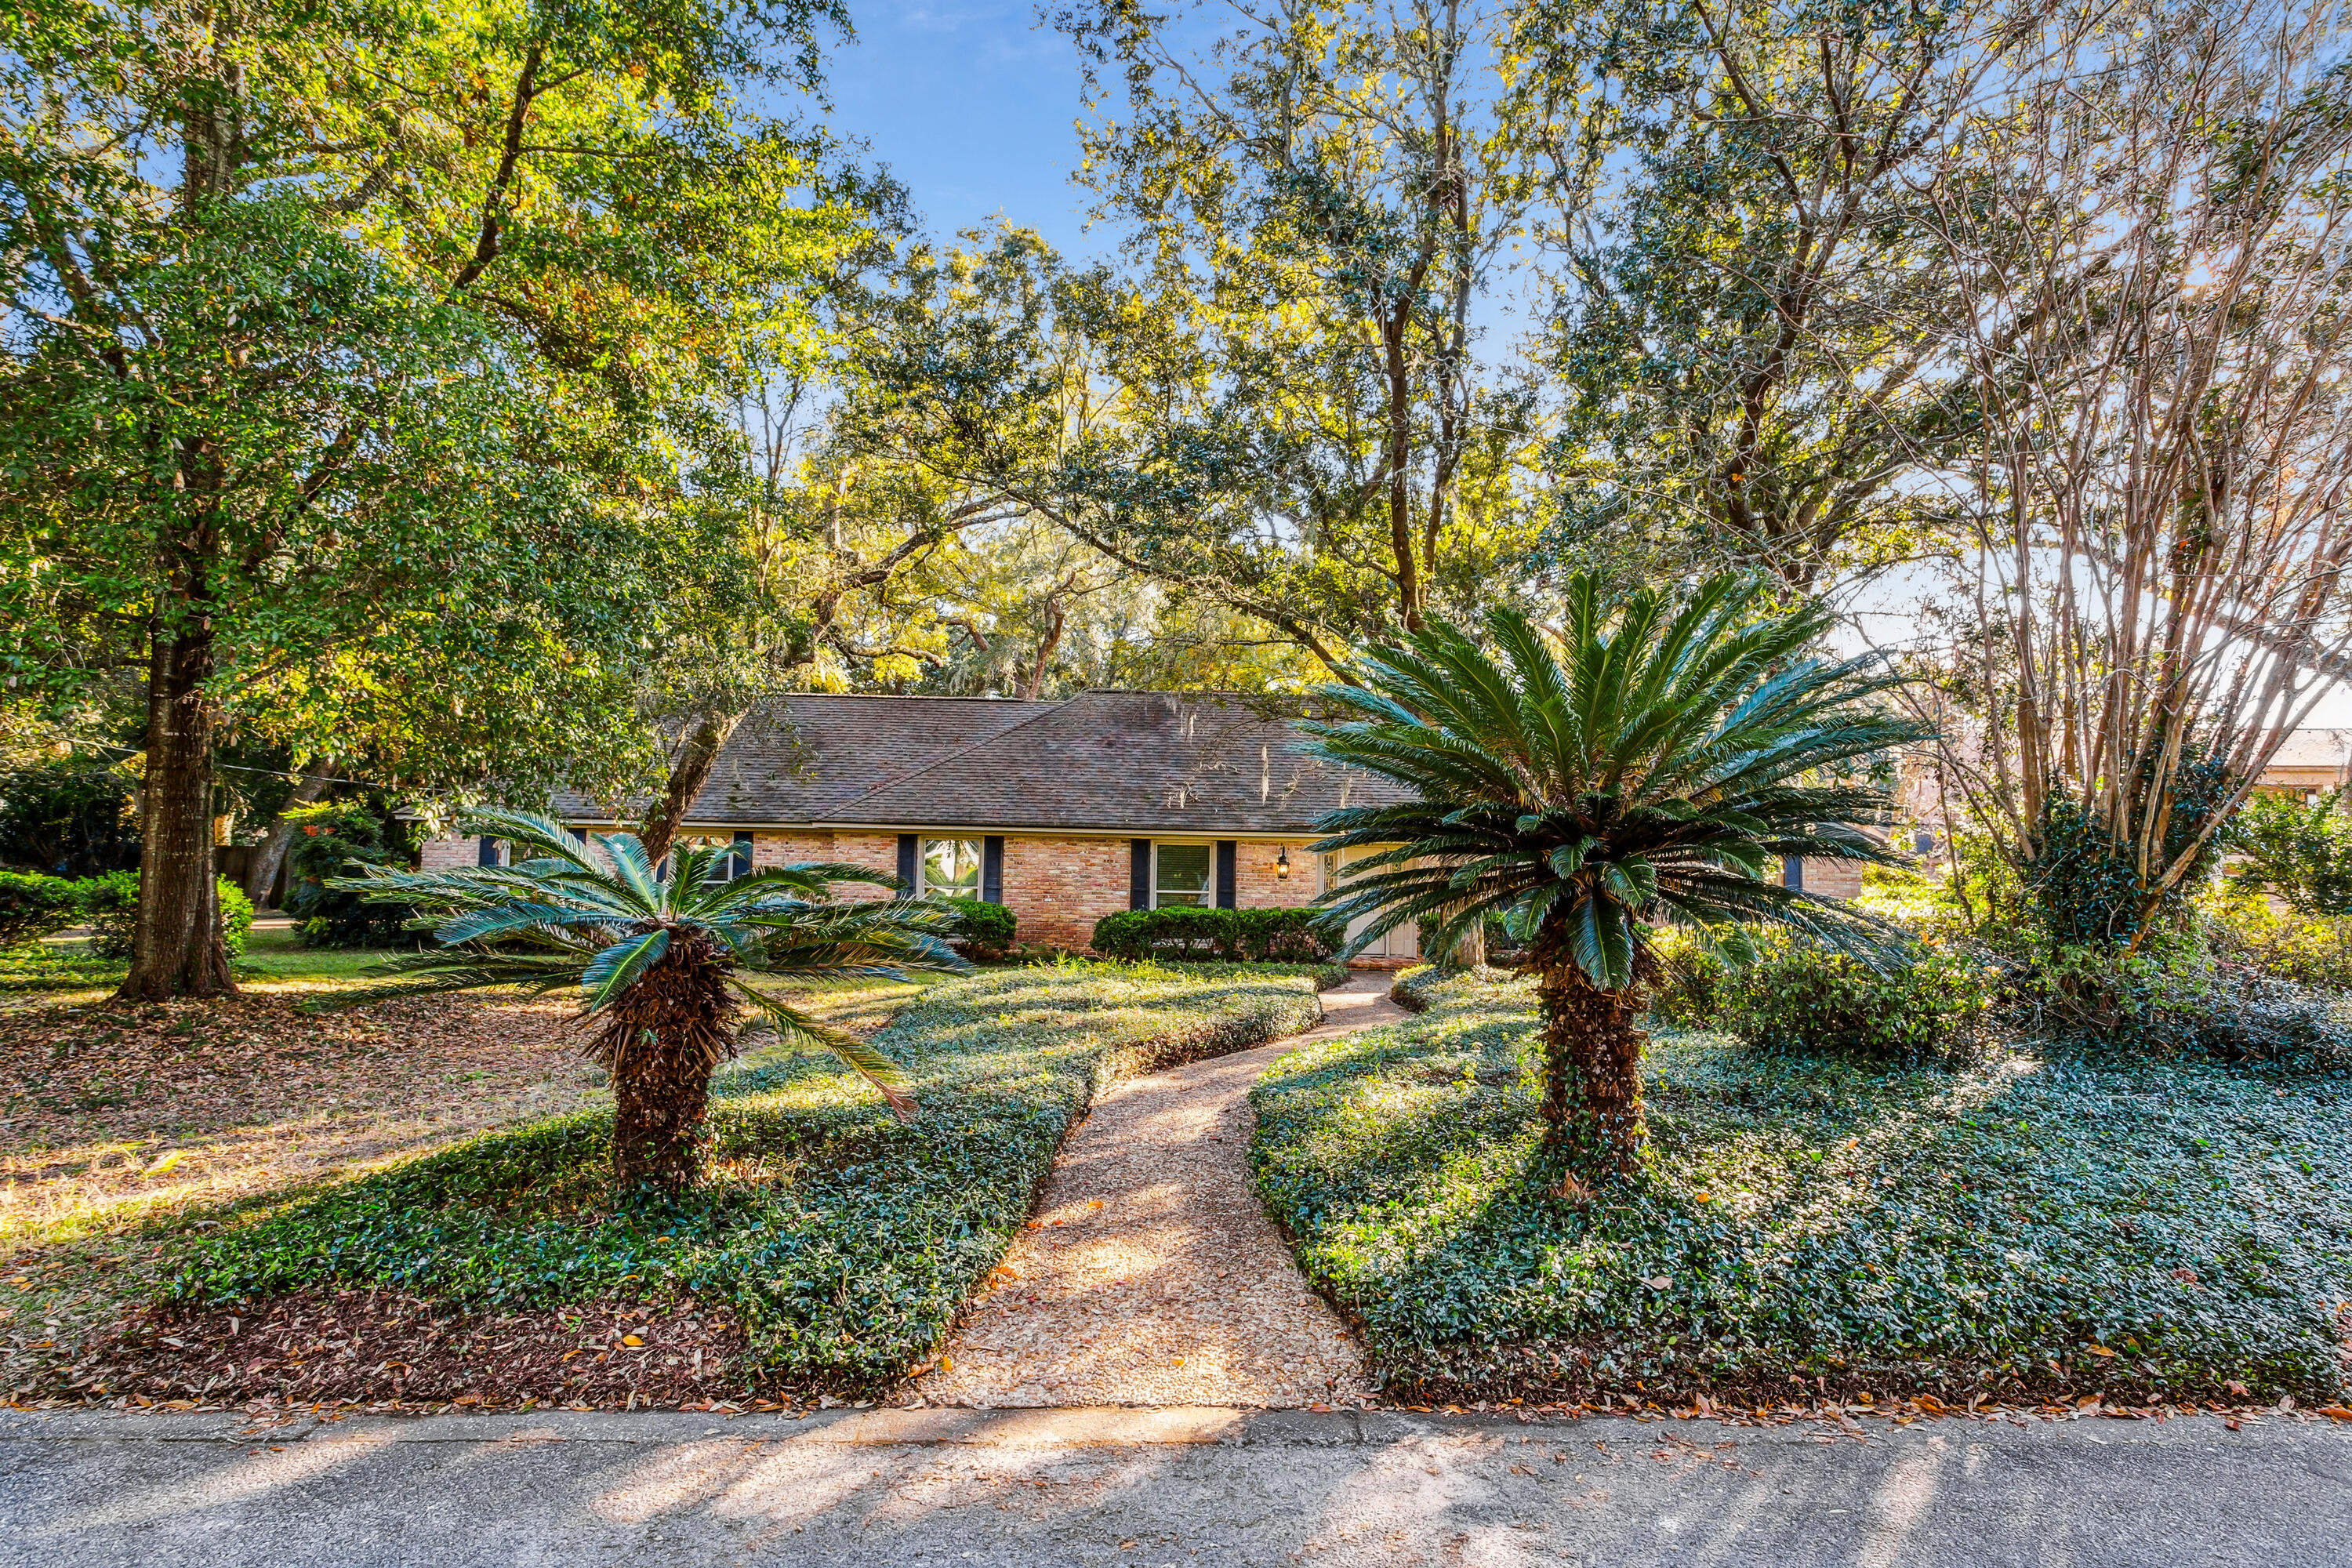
[557,691,1402,835]
[2263,728,2352,771]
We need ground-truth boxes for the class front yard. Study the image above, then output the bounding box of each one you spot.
[1251,969,2352,1410]
[1,956,1334,1410]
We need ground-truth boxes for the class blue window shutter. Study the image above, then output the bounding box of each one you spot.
[731,832,753,880]
[1130,840,1152,910]
[897,833,918,894]
[1215,840,1238,909]
[477,836,499,867]
[982,836,1004,903]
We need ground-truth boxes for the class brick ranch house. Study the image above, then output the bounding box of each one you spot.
[416,688,1881,949]
[417,691,1425,956]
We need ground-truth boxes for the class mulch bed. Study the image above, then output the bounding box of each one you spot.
[20,1288,763,1410]
[0,992,583,1152]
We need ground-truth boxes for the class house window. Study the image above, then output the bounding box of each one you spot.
[1781,856,1805,891]
[677,833,753,882]
[1154,841,1213,907]
[920,837,983,897]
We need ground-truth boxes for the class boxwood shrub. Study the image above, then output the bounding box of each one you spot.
[163,961,1327,1393]
[0,871,84,950]
[1091,905,1338,964]
[1251,968,2352,1406]
[937,896,1017,960]
[82,872,254,960]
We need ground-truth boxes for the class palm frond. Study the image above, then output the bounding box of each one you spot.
[1305,571,1935,990]
[729,979,918,1120]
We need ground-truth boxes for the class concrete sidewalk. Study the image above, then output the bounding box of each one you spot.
[2,1404,2344,1566]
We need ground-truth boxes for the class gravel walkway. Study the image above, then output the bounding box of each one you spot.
[914,974,1408,1410]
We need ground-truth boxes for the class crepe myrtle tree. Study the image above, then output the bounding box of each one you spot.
[331,810,966,1191]
[1305,574,1928,1189]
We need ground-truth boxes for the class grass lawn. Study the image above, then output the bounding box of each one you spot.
[1251,968,2352,1410]
[5,959,1334,1410]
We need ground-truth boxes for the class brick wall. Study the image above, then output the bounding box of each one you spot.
[418,834,477,872]
[750,831,898,901]
[423,830,1867,929]
[1234,840,1312,910]
[1795,857,1865,898]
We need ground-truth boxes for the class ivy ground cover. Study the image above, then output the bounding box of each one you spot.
[1251,970,2352,1407]
[24,961,1328,1408]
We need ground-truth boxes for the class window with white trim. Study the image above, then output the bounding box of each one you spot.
[920,837,983,897]
[1153,841,1213,907]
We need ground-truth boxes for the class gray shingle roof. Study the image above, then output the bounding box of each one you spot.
[557,691,1402,835]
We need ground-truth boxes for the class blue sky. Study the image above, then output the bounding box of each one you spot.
[826,2,1106,260]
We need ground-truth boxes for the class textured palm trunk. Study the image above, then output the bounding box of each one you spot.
[600,939,734,1192]
[1534,963,1648,1185]
[612,1052,719,1192]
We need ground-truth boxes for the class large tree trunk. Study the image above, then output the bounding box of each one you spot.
[119,622,234,1001]
[242,757,335,907]
[639,710,748,866]
[1533,963,1647,1185]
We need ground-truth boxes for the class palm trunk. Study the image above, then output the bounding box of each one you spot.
[612,1053,717,1192]
[120,620,234,1001]
[1534,963,1648,1184]
[598,938,734,1192]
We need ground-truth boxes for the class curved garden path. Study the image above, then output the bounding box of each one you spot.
[913,973,1408,1409]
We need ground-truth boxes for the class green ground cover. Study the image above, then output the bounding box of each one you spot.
[1251,969,2352,1406]
[163,960,1333,1392]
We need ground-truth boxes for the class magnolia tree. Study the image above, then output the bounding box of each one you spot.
[1912,0,2352,942]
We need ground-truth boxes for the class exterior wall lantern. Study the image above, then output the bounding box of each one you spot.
[1276,845,1291,882]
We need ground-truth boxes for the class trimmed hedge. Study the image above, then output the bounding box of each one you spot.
[1251,968,2352,1406]
[1091,905,1338,964]
[0,871,84,950]
[938,896,1017,961]
[164,961,1327,1394]
[83,872,255,960]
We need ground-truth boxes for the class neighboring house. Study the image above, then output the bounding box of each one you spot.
[2254,728,2352,803]
[417,691,1424,956]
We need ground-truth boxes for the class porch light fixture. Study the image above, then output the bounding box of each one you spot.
[1276,846,1291,881]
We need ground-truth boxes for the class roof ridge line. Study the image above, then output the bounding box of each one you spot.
[809,695,1080,824]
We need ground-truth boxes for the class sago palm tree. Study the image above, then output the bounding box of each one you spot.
[331,809,968,1191]
[1305,573,1929,1188]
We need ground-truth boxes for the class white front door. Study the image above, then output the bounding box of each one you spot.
[1322,850,1418,959]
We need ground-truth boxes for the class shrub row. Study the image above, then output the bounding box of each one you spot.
[165,960,1329,1394]
[82,872,256,960]
[1251,967,2352,1406]
[0,869,254,959]
[1091,905,1338,964]
[1645,927,1996,1066]
[0,871,85,949]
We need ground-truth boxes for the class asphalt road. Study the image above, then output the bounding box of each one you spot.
[2,1404,2345,1567]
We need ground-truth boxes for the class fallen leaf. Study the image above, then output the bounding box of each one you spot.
[1643,1276,1672,1290]
[621,1334,644,1348]
[2318,1406,2352,1423]
[2085,1345,2116,1358]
